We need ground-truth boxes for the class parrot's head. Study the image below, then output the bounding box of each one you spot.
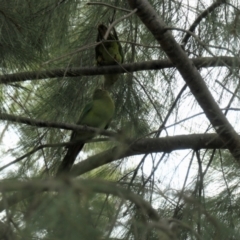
[97,24,116,41]
[97,24,108,40]
[93,88,110,99]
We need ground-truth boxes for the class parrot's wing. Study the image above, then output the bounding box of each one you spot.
[77,101,93,124]
[69,101,93,142]
[112,27,124,63]
[118,42,124,63]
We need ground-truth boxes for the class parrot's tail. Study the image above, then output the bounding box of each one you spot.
[104,74,120,89]
[56,143,84,176]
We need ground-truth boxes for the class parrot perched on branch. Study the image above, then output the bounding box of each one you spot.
[56,88,115,176]
[95,24,123,66]
[95,24,124,89]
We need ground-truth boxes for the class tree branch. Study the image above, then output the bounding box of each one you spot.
[0,57,239,83]
[70,133,226,177]
[0,133,230,213]
[0,179,160,221]
[0,112,116,138]
[127,0,240,161]
[86,2,131,13]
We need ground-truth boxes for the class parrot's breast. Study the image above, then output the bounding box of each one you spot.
[80,96,114,131]
[91,98,114,127]
[96,42,122,65]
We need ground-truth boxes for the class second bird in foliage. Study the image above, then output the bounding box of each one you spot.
[95,24,123,65]
[95,24,124,89]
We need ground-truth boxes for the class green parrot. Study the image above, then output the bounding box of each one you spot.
[57,88,115,176]
[95,24,124,89]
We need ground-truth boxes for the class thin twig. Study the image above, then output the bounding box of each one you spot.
[165,27,236,56]
[86,2,131,13]
[0,112,117,137]
[156,83,188,137]
[215,80,240,101]
[0,137,110,172]
[181,1,226,46]
[104,9,138,40]
[42,42,100,66]
[173,151,195,219]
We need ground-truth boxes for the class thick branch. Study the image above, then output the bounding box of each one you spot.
[0,57,239,83]
[0,133,229,213]
[0,179,160,220]
[70,133,225,176]
[127,0,240,161]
